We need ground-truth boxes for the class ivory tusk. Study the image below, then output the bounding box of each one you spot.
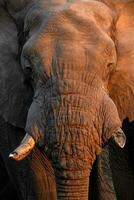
[112,128,126,148]
[9,133,35,161]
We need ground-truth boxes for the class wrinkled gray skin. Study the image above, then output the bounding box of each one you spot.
[0,3,56,200]
[0,0,132,200]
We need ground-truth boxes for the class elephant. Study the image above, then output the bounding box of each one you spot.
[0,3,56,200]
[0,0,134,199]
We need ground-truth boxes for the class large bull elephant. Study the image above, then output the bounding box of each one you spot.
[0,0,134,199]
[7,0,129,199]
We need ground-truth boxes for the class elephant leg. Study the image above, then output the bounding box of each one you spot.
[109,119,134,200]
[0,116,56,200]
[0,153,10,195]
[88,161,99,200]
[96,145,117,200]
[109,141,134,200]
[0,116,35,200]
[0,154,19,200]
[96,134,134,200]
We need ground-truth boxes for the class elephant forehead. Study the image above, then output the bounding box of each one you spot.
[67,1,114,31]
[34,1,114,41]
[32,0,114,32]
[33,7,116,72]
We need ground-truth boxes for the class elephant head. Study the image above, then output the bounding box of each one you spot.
[4,0,134,199]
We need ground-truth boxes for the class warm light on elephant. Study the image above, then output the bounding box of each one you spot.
[9,133,35,161]
[0,0,134,199]
[6,0,129,199]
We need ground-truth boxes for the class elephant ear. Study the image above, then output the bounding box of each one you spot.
[0,59,33,129]
[0,7,33,128]
[108,2,134,122]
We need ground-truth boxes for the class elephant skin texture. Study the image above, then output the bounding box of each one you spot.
[0,0,134,200]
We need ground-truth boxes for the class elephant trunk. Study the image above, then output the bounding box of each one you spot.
[56,170,89,199]
[46,101,93,198]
